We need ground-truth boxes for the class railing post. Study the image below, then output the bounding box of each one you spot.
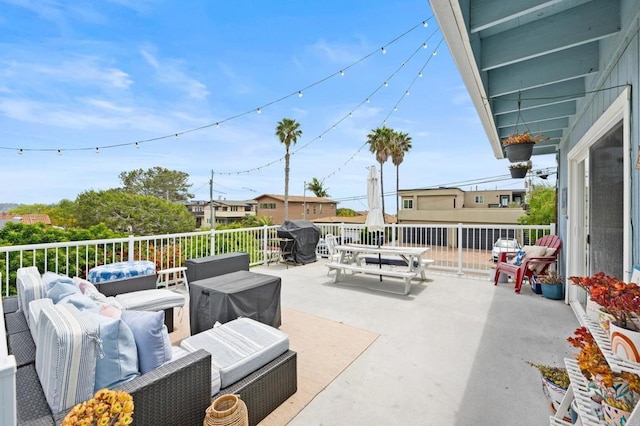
[391,223,397,247]
[127,235,134,262]
[210,228,215,256]
[340,223,345,243]
[551,223,556,235]
[457,223,464,276]
[262,226,268,266]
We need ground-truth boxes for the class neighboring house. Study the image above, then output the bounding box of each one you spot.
[0,214,51,227]
[185,199,257,228]
[255,194,337,224]
[397,188,526,225]
[430,2,634,309]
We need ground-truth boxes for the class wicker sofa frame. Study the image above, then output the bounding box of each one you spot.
[3,296,297,425]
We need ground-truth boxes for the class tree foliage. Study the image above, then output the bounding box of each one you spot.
[366,126,393,218]
[518,186,556,225]
[389,130,412,215]
[119,167,194,202]
[337,208,358,217]
[9,199,78,229]
[241,215,274,227]
[74,189,195,235]
[306,177,329,198]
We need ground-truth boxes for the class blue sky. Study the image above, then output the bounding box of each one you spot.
[0,0,555,212]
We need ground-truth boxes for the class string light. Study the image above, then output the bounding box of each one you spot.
[298,91,303,98]
[18,149,23,155]
[381,47,387,54]
[174,134,179,139]
[95,147,99,154]
[418,72,423,77]
[256,108,262,114]
[215,123,220,128]
[135,142,139,149]
[340,70,345,76]
[384,81,388,87]
[405,90,410,96]
[366,98,370,103]
[423,43,428,49]
[423,21,428,28]
[57,149,62,156]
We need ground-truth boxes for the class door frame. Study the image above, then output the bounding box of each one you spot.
[566,87,631,302]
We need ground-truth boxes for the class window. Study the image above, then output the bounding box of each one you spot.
[402,199,413,209]
[475,196,484,204]
[259,203,276,209]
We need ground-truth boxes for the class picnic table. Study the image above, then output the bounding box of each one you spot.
[325,244,432,295]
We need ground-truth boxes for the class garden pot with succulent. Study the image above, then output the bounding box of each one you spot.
[502,132,543,162]
[509,162,530,178]
[527,362,571,419]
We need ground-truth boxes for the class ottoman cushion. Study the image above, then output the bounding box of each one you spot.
[180,317,289,394]
[115,289,185,311]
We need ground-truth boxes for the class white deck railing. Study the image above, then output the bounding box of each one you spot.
[0,223,555,296]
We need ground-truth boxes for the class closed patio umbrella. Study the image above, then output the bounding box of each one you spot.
[365,166,385,280]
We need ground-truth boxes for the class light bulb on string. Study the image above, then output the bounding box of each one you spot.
[57,149,62,156]
[381,47,387,54]
[432,51,438,56]
[422,43,428,49]
[384,82,388,87]
[349,112,353,117]
[174,134,179,140]
[418,72,423,77]
[366,98,370,103]
[256,108,262,114]
[18,149,23,155]
[95,147,99,154]
[135,142,140,149]
[422,21,428,28]
[405,90,410,96]
[215,122,220,128]
[339,70,344,77]
[298,91,303,98]
[394,106,398,111]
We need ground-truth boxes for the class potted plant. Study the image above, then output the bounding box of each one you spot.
[502,132,543,162]
[539,271,564,300]
[509,162,530,179]
[570,273,640,364]
[527,361,571,419]
[567,327,640,419]
[62,388,134,425]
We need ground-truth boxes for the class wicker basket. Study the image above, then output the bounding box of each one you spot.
[204,394,249,426]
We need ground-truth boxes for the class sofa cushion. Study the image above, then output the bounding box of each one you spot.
[115,289,185,311]
[28,297,53,338]
[59,293,100,312]
[121,310,172,374]
[180,317,289,393]
[35,303,97,413]
[46,280,82,304]
[17,266,47,322]
[84,311,140,391]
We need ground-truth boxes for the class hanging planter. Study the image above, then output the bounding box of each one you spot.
[504,139,535,162]
[509,163,530,179]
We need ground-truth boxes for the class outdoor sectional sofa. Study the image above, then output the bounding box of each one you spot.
[3,257,297,425]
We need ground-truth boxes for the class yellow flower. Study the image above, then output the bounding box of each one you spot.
[62,389,133,425]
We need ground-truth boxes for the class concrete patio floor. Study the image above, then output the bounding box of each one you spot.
[252,260,580,426]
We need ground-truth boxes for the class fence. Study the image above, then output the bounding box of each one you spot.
[1,223,554,296]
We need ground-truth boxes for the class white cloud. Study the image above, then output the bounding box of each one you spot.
[140,48,210,100]
[309,39,362,64]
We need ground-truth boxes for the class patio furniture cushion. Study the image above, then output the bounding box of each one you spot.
[121,310,172,374]
[17,266,47,322]
[115,289,185,312]
[28,297,53,338]
[46,279,82,303]
[36,303,98,413]
[180,317,289,393]
[83,311,140,391]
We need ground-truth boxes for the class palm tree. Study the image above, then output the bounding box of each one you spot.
[306,177,329,198]
[275,118,302,221]
[389,130,412,215]
[366,126,393,218]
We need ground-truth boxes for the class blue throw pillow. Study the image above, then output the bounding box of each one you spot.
[46,281,82,304]
[121,310,172,374]
[513,250,526,266]
[85,311,140,391]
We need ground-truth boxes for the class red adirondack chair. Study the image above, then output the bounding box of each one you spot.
[493,234,562,293]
